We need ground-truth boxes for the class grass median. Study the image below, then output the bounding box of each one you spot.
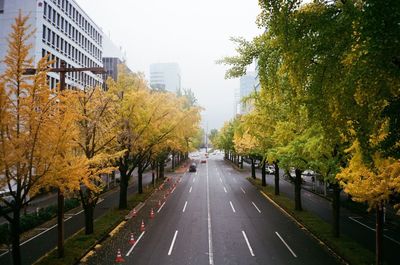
[247,177,375,265]
[34,184,158,265]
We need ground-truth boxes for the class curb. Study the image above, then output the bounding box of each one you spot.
[255,188,349,265]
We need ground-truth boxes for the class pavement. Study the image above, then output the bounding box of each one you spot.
[84,155,340,265]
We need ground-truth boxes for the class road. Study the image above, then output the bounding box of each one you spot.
[240,161,400,265]
[86,155,339,265]
[0,173,153,265]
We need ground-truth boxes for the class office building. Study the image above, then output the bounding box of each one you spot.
[149,63,181,93]
[102,34,132,88]
[236,71,256,115]
[0,0,103,89]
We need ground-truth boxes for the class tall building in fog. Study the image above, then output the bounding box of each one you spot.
[149,63,181,93]
[102,35,132,89]
[0,0,103,89]
[237,71,256,115]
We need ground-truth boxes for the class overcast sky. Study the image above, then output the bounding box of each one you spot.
[76,0,262,130]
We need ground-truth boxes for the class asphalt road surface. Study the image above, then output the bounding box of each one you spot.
[87,155,340,265]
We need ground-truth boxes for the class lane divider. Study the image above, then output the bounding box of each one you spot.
[168,230,179,256]
[182,201,188,213]
[251,202,261,213]
[242,231,255,257]
[260,191,349,264]
[189,186,192,193]
[126,231,145,256]
[275,231,297,258]
[241,187,246,194]
[157,201,166,213]
[229,201,236,213]
[223,187,227,193]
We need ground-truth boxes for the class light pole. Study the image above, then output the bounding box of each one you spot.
[24,60,105,258]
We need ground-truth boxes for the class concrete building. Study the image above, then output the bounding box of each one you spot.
[237,71,256,115]
[102,34,131,88]
[149,63,181,93]
[0,0,103,89]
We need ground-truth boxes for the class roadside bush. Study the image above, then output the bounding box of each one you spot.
[0,198,81,241]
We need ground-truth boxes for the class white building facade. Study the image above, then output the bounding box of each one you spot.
[149,63,181,93]
[0,0,103,90]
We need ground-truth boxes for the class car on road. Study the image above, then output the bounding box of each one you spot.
[201,159,207,163]
[189,163,197,172]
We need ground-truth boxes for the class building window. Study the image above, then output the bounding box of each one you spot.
[42,25,46,40]
[43,2,47,16]
[47,28,51,43]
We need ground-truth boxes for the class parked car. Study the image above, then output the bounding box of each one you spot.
[189,163,197,172]
[266,165,275,174]
[201,159,207,164]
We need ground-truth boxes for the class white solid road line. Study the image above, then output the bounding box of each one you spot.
[275,232,297,258]
[223,187,227,193]
[171,187,176,194]
[157,201,166,213]
[126,231,145,256]
[229,201,236,213]
[242,231,255,257]
[349,217,400,245]
[206,162,214,265]
[75,209,84,215]
[189,186,193,193]
[251,202,261,213]
[183,201,188,213]
[241,187,246,194]
[168,230,179,256]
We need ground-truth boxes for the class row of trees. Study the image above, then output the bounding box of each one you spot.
[0,14,201,265]
[215,1,399,264]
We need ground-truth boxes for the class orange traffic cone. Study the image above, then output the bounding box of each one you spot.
[150,208,155,219]
[129,233,135,245]
[140,219,145,232]
[115,248,125,263]
[132,208,137,217]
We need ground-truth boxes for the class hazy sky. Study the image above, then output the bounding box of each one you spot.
[76,0,262,130]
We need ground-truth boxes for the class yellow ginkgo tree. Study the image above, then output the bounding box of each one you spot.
[0,13,86,265]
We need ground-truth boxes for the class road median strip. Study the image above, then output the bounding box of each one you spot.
[34,180,163,265]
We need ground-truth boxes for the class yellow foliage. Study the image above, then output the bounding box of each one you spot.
[337,140,400,213]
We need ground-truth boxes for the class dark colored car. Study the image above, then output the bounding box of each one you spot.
[189,163,197,172]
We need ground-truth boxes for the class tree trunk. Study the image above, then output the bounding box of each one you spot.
[376,205,384,265]
[138,161,143,194]
[171,153,175,170]
[332,183,340,237]
[84,204,94,235]
[274,162,280,195]
[261,160,266,187]
[251,158,256,179]
[294,168,303,211]
[11,209,21,265]
[240,156,243,169]
[151,162,156,185]
[159,161,165,179]
[119,168,129,209]
[57,190,64,258]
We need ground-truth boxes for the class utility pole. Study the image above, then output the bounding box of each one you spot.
[24,60,105,258]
